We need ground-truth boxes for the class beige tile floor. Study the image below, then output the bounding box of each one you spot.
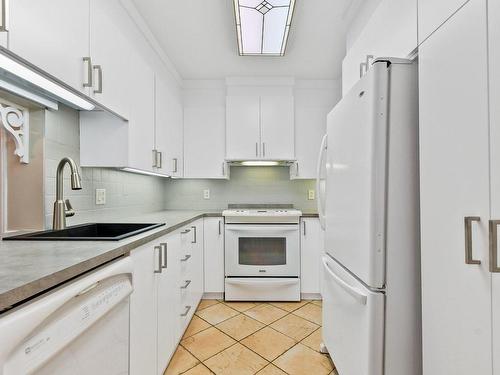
[165,299,338,375]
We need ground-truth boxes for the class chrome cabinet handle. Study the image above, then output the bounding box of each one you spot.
[218,220,221,235]
[173,158,178,173]
[255,142,258,157]
[191,226,197,243]
[160,243,168,269]
[154,245,162,273]
[180,280,192,289]
[180,305,192,317]
[181,228,191,234]
[359,62,367,78]
[157,151,162,169]
[93,65,103,94]
[464,217,481,265]
[180,254,191,262]
[262,142,266,157]
[303,221,306,236]
[83,57,93,88]
[489,220,500,272]
[222,162,225,176]
[152,149,158,168]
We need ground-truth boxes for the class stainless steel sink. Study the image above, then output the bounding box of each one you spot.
[2,223,165,241]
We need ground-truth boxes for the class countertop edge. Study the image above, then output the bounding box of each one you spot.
[0,212,221,312]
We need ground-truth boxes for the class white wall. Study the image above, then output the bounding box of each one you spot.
[43,105,166,228]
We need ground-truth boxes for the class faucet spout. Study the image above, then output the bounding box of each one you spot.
[53,157,82,230]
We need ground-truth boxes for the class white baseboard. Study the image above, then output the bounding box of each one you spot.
[301,293,322,300]
[202,292,224,299]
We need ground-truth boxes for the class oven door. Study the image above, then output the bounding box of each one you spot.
[225,224,300,277]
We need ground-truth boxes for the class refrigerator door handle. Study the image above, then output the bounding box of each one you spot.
[316,134,328,230]
[322,257,367,305]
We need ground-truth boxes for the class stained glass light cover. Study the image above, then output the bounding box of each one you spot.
[233,0,296,56]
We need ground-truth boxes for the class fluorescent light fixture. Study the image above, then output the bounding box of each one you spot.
[121,167,170,178]
[240,161,281,166]
[233,0,295,56]
[0,51,95,110]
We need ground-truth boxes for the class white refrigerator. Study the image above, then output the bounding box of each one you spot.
[317,58,421,375]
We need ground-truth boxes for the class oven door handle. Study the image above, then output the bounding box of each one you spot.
[225,225,299,232]
[225,279,299,286]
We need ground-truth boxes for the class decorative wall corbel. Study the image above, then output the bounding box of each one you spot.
[0,102,29,164]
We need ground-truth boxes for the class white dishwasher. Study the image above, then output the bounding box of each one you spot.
[0,257,133,375]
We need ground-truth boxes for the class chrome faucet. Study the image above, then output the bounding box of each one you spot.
[52,157,82,230]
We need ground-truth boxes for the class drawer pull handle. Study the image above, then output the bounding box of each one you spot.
[181,280,192,289]
[180,305,192,317]
[180,254,191,262]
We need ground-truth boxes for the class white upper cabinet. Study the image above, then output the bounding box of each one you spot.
[342,0,417,96]
[226,94,294,160]
[155,76,184,177]
[184,86,227,179]
[9,0,90,93]
[419,0,492,373]
[418,0,469,43]
[89,0,135,118]
[291,83,338,179]
[226,95,261,160]
[260,96,294,160]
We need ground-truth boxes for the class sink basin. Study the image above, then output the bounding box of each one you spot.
[2,223,165,241]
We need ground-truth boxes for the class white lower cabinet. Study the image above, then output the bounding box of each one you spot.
[156,234,181,375]
[419,0,494,373]
[300,218,324,295]
[204,217,225,294]
[129,242,158,375]
[129,219,205,375]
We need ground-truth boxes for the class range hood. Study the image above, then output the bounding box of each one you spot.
[0,46,124,119]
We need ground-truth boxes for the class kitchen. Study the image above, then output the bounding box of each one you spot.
[0,0,497,374]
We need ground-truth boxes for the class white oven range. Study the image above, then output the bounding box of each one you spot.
[223,207,302,301]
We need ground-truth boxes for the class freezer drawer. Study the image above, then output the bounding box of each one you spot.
[322,256,384,375]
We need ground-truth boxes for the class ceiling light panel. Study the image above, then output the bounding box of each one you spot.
[233,0,295,56]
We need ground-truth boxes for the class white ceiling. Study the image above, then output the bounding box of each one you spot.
[131,0,351,80]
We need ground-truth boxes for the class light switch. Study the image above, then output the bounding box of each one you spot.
[308,189,315,200]
[96,188,106,205]
[203,189,210,200]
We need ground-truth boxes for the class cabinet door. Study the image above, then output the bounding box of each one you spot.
[260,96,294,160]
[89,0,132,118]
[128,58,155,172]
[9,0,90,93]
[488,0,500,372]
[190,220,204,304]
[292,106,328,179]
[419,0,492,373]
[418,0,469,43]
[300,218,323,294]
[157,234,181,374]
[184,106,227,178]
[156,76,183,177]
[226,95,260,159]
[129,243,157,375]
[204,217,225,294]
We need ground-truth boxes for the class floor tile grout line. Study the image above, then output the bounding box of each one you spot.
[173,301,325,375]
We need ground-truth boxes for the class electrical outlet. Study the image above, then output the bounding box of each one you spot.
[203,189,210,200]
[308,189,315,200]
[95,188,106,205]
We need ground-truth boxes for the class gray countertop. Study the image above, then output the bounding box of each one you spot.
[0,210,221,312]
[0,209,318,312]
